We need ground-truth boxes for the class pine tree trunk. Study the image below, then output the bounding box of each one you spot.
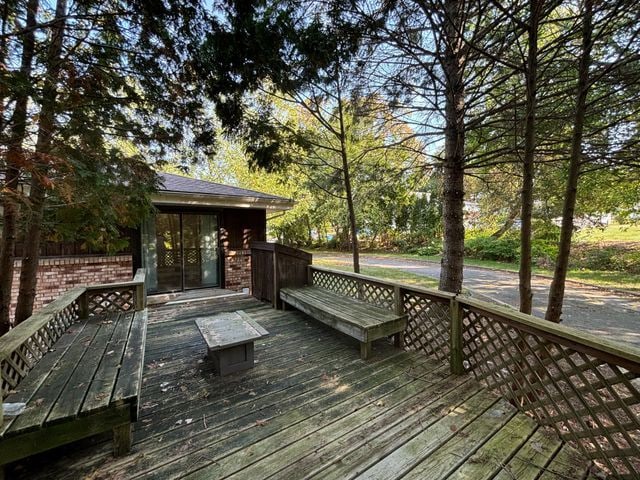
[545,0,592,323]
[519,0,541,315]
[336,81,360,273]
[14,0,66,325]
[0,0,39,334]
[439,0,466,293]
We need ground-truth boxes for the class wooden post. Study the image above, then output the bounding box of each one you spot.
[394,285,405,349]
[307,265,314,286]
[79,292,89,319]
[272,248,280,309]
[135,282,145,311]
[360,341,372,360]
[450,298,464,374]
[113,423,132,456]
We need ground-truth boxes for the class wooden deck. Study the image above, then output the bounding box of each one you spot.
[8,294,591,479]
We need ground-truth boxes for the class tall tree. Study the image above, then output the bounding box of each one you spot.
[519,0,543,314]
[545,0,640,322]
[14,0,67,324]
[1,0,210,328]
[0,0,38,333]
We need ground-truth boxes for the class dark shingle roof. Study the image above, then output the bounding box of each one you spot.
[158,172,290,202]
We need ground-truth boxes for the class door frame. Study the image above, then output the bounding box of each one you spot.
[151,207,222,293]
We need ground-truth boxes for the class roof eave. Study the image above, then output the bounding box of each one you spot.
[151,192,295,212]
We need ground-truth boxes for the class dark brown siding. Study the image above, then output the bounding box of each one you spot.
[220,209,267,249]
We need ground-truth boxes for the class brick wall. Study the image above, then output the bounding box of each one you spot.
[224,249,251,291]
[10,255,132,319]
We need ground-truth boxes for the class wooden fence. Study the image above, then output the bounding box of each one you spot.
[309,265,640,479]
[0,269,146,400]
[250,242,312,308]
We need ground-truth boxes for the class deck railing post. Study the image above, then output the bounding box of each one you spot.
[272,247,280,309]
[135,282,145,311]
[307,265,314,286]
[449,297,464,374]
[79,292,89,319]
[394,285,405,349]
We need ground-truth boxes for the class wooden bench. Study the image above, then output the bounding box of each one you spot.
[280,286,407,360]
[195,311,269,376]
[0,277,147,479]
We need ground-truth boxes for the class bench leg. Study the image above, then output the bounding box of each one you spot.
[394,332,404,349]
[360,341,372,360]
[113,423,132,457]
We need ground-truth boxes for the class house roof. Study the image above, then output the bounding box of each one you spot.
[153,172,294,211]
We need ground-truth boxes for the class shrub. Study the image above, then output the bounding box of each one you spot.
[571,245,640,274]
[414,240,442,256]
[464,236,520,262]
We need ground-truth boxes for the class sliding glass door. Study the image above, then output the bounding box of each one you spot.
[142,212,219,293]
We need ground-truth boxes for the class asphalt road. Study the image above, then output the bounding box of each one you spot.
[316,253,640,347]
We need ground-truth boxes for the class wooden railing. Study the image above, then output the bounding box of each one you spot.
[0,269,146,400]
[308,266,640,478]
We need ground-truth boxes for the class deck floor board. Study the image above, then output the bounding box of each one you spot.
[8,295,592,480]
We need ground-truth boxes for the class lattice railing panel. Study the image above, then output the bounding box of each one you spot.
[87,289,134,316]
[312,269,395,309]
[403,291,450,362]
[1,298,80,398]
[461,306,640,478]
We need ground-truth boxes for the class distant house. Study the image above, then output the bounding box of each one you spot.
[9,172,293,315]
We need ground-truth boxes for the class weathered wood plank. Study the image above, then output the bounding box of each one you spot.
[179,356,442,479]
[112,310,148,411]
[537,442,592,480]
[0,321,88,438]
[126,354,434,479]
[231,374,479,480]
[492,427,562,480]
[280,287,406,344]
[392,400,517,480]
[45,314,121,425]
[81,312,135,415]
[5,319,104,435]
[0,405,131,466]
[305,380,487,480]
[447,413,539,480]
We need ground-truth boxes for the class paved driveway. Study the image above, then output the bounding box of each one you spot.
[316,253,640,347]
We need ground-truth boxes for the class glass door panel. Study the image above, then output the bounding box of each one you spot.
[183,214,219,289]
[155,213,182,292]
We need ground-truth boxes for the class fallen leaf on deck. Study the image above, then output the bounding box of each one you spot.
[34,398,44,407]
[255,419,268,426]
[185,418,193,424]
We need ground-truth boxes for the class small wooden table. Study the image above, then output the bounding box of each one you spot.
[195,311,269,376]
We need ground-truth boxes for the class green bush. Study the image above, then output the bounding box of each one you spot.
[414,240,442,256]
[571,245,640,274]
[464,236,520,262]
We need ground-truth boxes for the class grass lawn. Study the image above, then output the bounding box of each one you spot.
[574,224,640,243]
[311,250,640,292]
[313,256,440,289]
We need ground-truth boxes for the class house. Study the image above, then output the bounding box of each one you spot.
[9,172,293,315]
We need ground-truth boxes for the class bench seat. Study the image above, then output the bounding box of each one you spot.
[280,286,406,359]
[0,309,147,472]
